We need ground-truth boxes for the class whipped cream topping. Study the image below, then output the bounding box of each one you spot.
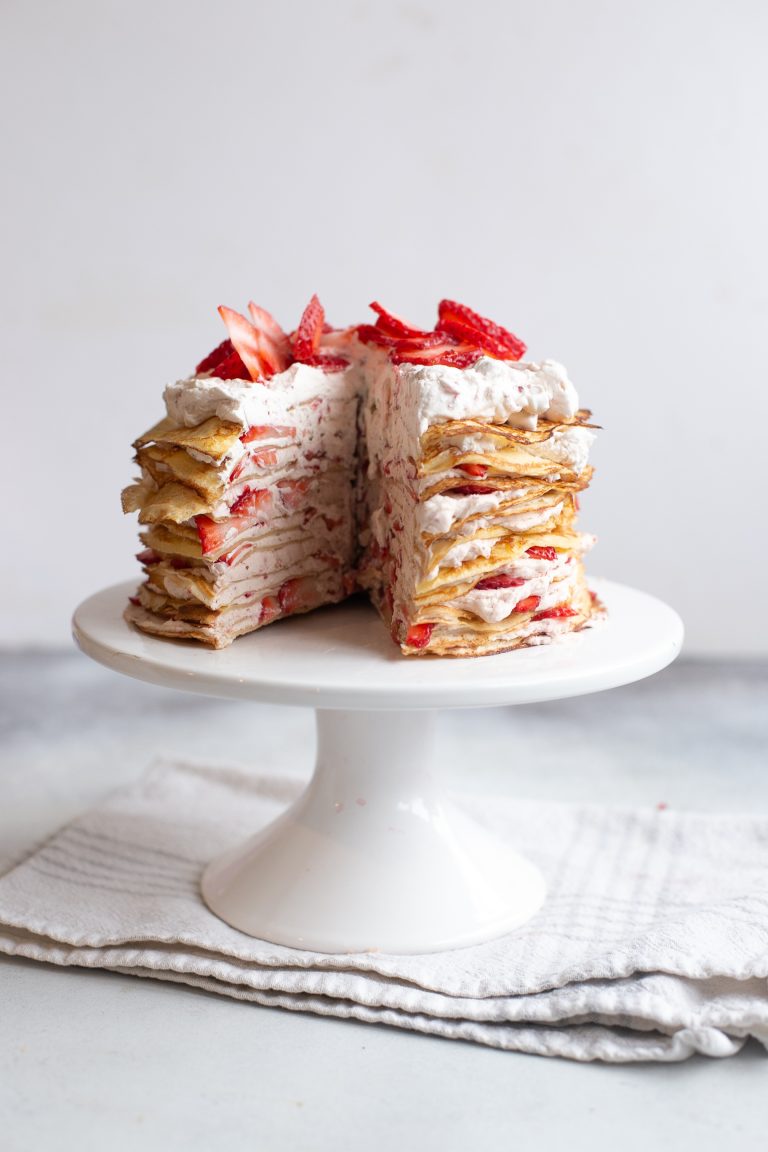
[164,362,359,429]
[404,356,581,433]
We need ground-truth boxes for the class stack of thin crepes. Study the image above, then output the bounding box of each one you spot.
[121,379,359,649]
[358,407,600,657]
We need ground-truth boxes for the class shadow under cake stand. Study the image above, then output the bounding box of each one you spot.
[73,578,682,955]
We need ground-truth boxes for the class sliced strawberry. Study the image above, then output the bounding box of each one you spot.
[436,300,527,360]
[218,306,272,382]
[392,341,480,368]
[229,457,249,483]
[458,463,488,478]
[249,448,279,469]
[526,546,557,561]
[229,487,270,517]
[260,594,281,626]
[299,353,350,372]
[128,595,141,606]
[436,316,517,360]
[136,548,161,565]
[240,424,296,444]
[195,515,239,555]
[217,543,250,567]
[355,324,397,348]
[369,301,430,339]
[214,349,250,380]
[277,476,310,512]
[405,622,435,649]
[293,295,325,361]
[514,595,541,613]
[278,577,312,615]
[533,604,578,620]
[474,574,525,591]
[451,483,495,496]
[196,338,233,375]
[247,301,292,371]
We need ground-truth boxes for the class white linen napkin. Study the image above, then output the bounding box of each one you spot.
[1,759,767,1063]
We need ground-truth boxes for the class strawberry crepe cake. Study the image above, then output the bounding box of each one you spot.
[122,296,601,656]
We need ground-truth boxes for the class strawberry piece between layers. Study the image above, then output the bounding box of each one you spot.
[405,623,435,649]
[533,605,578,620]
[229,487,271,517]
[195,515,243,556]
[451,483,495,496]
[474,574,526,591]
[240,424,296,444]
[526,546,558,561]
[436,299,527,361]
[278,577,313,615]
[260,595,281,626]
[458,463,488,478]
[293,295,325,361]
[514,595,541,613]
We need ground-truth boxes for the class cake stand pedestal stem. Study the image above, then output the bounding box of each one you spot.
[201,707,546,954]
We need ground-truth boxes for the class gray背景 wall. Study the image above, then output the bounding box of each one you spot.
[2,0,766,653]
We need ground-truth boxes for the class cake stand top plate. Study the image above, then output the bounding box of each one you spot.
[72,578,682,711]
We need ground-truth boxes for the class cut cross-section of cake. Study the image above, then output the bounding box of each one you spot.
[122,296,602,655]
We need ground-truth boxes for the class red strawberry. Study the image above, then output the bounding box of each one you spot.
[293,295,325,361]
[247,301,292,372]
[392,341,480,369]
[451,484,495,496]
[533,604,578,620]
[405,622,435,649]
[136,548,161,565]
[356,324,397,348]
[215,349,250,380]
[195,516,240,555]
[218,306,274,382]
[229,487,270,517]
[277,476,311,512]
[369,301,430,339]
[458,463,488,478]
[435,316,516,360]
[474,574,525,591]
[526,546,557,561]
[196,338,234,375]
[128,596,141,606]
[248,448,279,469]
[217,543,250,567]
[260,594,281,626]
[240,424,296,444]
[514,595,541,613]
[278,577,311,615]
[436,300,527,360]
[299,354,350,372]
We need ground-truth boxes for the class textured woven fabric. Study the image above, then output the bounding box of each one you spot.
[1,760,767,1062]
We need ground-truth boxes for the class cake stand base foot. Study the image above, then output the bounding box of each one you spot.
[201,708,546,954]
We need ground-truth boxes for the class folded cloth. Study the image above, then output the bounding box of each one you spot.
[1,759,767,1063]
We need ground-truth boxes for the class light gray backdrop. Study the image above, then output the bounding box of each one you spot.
[2,0,766,653]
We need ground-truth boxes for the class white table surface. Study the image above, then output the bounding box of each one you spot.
[2,651,767,1150]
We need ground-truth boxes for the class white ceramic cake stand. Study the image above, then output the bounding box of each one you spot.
[73,578,682,955]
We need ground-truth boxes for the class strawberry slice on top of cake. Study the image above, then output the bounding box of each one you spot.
[122,295,601,655]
